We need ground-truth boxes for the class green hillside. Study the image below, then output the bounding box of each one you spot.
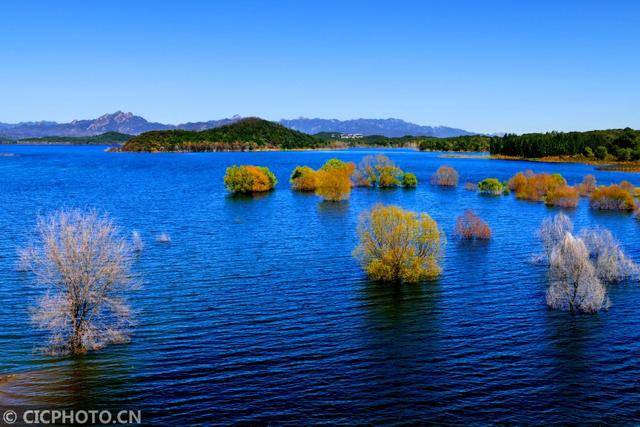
[121,118,321,152]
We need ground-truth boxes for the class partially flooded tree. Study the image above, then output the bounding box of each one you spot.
[290,165,318,191]
[20,210,136,355]
[353,204,443,283]
[589,184,636,211]
[132,230,144,252]
[579,228,639,282]
[538,212,573,261]
[477,178,503,195]
[577,174,597,197]
[455,210,491,240]
[352,154,404,188]
[546,233,609,313]
[402,172,418,188]
[544,185,579,208]
[315,158,356,201]
[430,165,459,187]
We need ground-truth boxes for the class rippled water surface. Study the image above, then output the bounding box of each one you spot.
[1,145,640,424]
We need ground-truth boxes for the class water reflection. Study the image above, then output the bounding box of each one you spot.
[0,354,135,408]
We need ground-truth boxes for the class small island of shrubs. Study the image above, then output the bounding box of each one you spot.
[289,154,418,202]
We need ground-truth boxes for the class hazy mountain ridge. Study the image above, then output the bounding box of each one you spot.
[0,112,474,139]
[279,117,473,137]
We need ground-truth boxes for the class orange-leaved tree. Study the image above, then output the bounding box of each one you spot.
[508,171,566,201]
[545,185,579,208]
[590,184,636,211]
[224,165,277,193]
[290,166,318,191]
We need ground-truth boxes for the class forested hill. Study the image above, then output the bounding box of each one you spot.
[489,128,640,161]
[121,118,321,152]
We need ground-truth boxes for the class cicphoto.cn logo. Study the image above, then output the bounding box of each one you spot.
[2,409,141,425]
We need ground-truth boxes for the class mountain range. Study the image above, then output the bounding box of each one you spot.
[280,118,473,138]
[0,111,474,139]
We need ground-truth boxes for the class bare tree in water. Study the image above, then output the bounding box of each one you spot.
[546,233,609,313]
[579,228,639,283]
[20,210,136,355]
[538,212,573,261]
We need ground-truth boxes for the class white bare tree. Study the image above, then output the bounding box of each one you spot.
[546,233,609,313]
[20,209,136,355]
[580,228,639,282]
[538,212,573,261]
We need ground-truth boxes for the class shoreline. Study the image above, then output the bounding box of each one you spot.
[5,143,640,172]
[107,144,420,153]
[489,154,640,172]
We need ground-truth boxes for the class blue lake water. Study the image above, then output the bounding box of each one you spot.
[1,145,640,424]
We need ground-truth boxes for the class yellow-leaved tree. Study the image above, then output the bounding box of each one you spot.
[353,204,444,283]
[315,159,356,201]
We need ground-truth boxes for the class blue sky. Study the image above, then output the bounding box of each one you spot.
[1,0,639,133]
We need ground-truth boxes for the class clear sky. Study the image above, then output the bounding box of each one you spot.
[1,0,639,133]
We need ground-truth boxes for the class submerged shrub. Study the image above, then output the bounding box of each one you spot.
[431,165,459,187]
[508,172,528,192]
[378,165,403,187]
[545,185,579,208]
[224,165,277,193]
[132,230,144,252]
[477,178,503,195]
[589,184,636,211]
[19,210,135,355]
[546,233,609,313]
[315,158,356,201]
[619,180,636,195]
[156,233,171,243]
[402,172,418,188]
[464,181,478,191]
[455,210,491,240]
[580,228,639,282]
[353,204,443,283]
[352,155,378,187]
[577,174,597,197]
[290,166,318,191]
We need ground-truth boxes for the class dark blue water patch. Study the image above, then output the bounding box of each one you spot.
[1,145,640,424]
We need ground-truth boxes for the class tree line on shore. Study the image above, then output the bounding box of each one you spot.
[488,128,640,161]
